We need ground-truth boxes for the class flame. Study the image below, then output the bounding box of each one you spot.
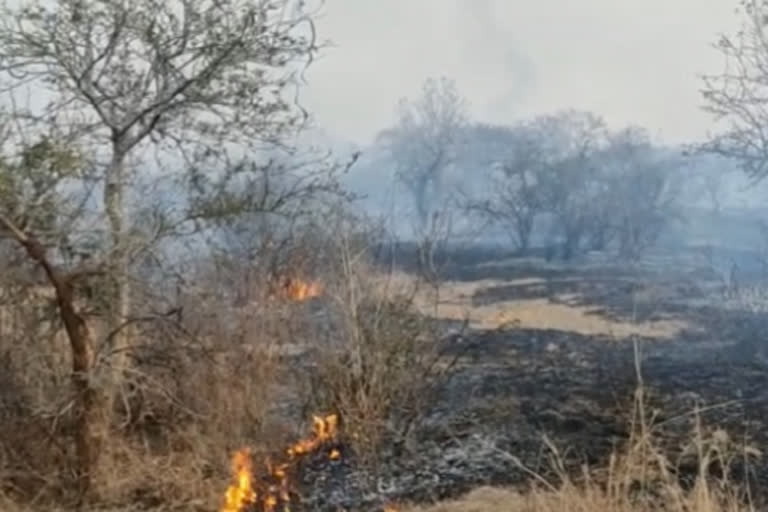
[221,449,256,512]
[220,414,339,512]
[287,414,338,457]
[282,277,322,302]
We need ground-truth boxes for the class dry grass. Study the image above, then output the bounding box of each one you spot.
[0,263,311,510]
[0,227,460,509]
[475,297,685,338]
[394,275,688,338]
[400,389,757,512]
[303,253,457,464]
[0,251,757,512]
[402,484,749,512]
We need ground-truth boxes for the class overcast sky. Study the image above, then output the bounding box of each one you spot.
[301,0,742,147]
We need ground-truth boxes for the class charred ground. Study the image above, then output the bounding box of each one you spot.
[295,244,768,511]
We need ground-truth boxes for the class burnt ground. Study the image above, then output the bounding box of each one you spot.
[292,251,768,511]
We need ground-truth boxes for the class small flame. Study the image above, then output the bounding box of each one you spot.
[287,414,338,458]
[273,275,323,302]
[284,277,322,301]
[221,414,339,512]
[221,449,256,512]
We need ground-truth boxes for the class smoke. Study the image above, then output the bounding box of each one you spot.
[457,0,536,122]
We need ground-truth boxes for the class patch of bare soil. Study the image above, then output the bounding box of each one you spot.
[291,259,768,511]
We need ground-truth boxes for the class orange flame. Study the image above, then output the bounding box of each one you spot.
[283,277,322,302]
[287,414,338,458]
[221,449,256,512]
[221,414,339,512]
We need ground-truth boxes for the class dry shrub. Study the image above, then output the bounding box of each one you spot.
[84,262,317,509]
[0,245,315,509]
[303,224,461,464]
[589,383,759,512]
[0,284,82,504]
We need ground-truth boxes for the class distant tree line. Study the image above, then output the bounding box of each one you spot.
[377,78,687,261]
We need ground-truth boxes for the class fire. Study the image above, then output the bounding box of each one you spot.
[221,449,256,512]
[220,414,339,512]
[286,414,338,457]
[283,277,322,302]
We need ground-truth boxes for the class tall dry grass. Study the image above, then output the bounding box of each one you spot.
[400,342,759,512]
[0,219,454,510]
[0,229,762,512]
[0,247,322,510]
[402,414,756,512]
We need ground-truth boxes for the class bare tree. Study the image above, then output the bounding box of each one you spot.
[0,0,322,414]
[700,0,768,182]
[531,110,609,260]
[702,167,724,215]
[461,123,544,252]
[0,134,102,499]
[600,126,684,260]
[0,0,353,499]
[377,77,469,231]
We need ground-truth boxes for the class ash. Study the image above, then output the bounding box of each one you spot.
[286,257,768,511]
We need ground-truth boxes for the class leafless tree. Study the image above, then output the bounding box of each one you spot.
[702,168,724,214]
[461,123,544,252]
[377,77,469,232]
[530,110,609,260]
[0,132,102,500]
[599,126,684,260]
[700,0,768,182]
[0,0,325,403]
[0,0,350,498]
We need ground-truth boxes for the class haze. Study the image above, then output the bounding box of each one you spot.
[303,0,740,146]
[5,1,768,509]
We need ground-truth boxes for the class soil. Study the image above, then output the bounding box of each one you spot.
[290,251,768,511]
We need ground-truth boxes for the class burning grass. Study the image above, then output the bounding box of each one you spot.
[0,242,766,512]
[221,414,339,512]
[274,276,323,302]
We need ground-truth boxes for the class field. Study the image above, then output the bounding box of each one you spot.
[284,245,768,511]
[3,243,768,512]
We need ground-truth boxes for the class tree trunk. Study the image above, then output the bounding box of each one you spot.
[55,274,102,502]
[515,215,533,254]
[562,229,580,261]
[589,225,608,251]
[103,148,131,416]
[0,218,103,502]
[413,176,430,233]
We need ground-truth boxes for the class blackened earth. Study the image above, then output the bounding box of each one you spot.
[292,257,768,511]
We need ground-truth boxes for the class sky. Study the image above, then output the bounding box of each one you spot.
[301,0,743,148]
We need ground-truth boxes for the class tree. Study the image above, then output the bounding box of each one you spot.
[0,0,322,416]
[700,0,768,182]
[599,126,684,260]
[461,123,544,252]
[531,110,609,260]
[0,0,348,499]
[0,134,101,500]
[377,77,469,232]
